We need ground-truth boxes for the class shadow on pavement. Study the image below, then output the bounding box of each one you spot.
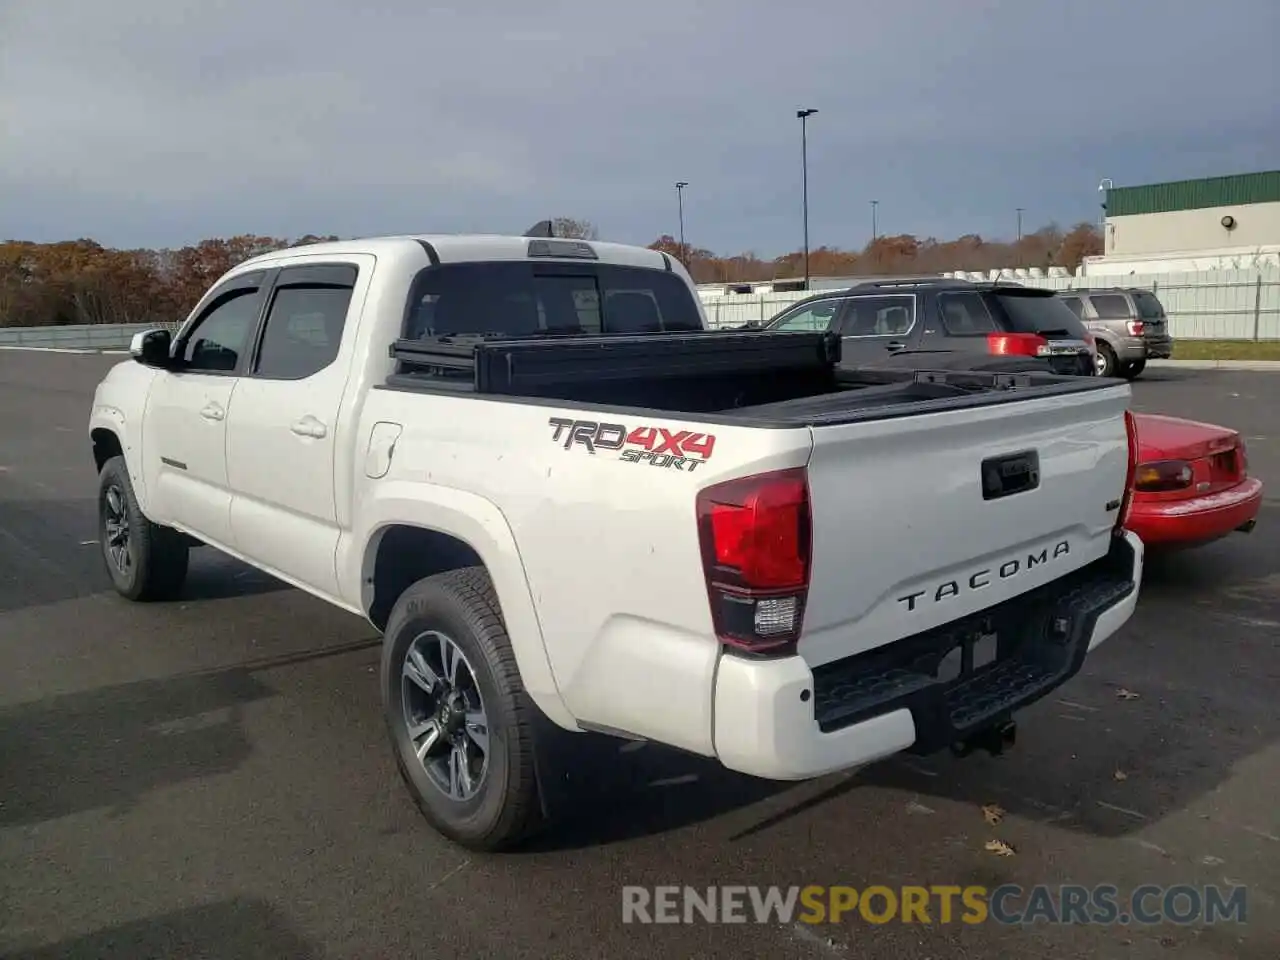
[0,668,276,828]
[0,498,290,614]
[3,898,318,960]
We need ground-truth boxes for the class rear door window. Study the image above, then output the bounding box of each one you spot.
[937,292,999,335]
[988,290,1090,338]
[403,262,702,338]
[1088,294,1132,320]
[1132,291,1166,319]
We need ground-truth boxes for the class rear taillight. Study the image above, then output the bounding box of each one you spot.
[987,332,1049,357]
[1118,410,1139,532]
[1127,320,1145,336]
[1134,459,1194,492]
[696,467,811,656]
[1239,439,1249,478]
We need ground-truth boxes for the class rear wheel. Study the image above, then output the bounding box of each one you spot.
[1095,343,1118,377]
[381,567,543,852]
[98,455,189,601]
[1120,359,1146,380]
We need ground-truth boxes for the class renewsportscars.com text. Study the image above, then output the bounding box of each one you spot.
[621,884,1248,926]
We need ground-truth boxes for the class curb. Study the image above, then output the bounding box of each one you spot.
[1148,359,1280,371]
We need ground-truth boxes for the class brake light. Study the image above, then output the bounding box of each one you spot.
[1127,320,1145,336]
[696,468,811,655]
[1134,459,1194,492]
[987,332,1049,357]
[1117,410,1139,532]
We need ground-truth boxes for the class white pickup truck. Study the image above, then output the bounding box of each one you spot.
[89,232,1145,851]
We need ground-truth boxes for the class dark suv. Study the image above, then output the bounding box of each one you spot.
[761,278,1096,376]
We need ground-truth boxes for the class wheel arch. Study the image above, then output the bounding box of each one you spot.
[354,487,576,731]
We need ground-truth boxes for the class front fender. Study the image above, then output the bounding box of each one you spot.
[348,481,578,732]
[88,360,158,511]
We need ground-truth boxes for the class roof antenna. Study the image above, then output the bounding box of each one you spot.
[523,220,555,238]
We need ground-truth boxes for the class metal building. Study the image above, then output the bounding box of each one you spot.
[1098,170,1280,270]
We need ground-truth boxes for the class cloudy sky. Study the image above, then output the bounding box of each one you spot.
[2,0,1277,256]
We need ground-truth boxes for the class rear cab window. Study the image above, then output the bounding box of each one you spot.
[984,289,1090,339]
[403,262,703,339]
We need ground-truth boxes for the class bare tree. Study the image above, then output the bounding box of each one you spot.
[552,218,599,240]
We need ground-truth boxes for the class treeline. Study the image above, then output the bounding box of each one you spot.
[0,220,1102,328]
[650,221,1104,286]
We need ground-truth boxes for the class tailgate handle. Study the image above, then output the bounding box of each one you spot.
[981,451,1040,500]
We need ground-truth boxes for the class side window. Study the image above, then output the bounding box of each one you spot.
[1060,296,1085,319]
[1089,294,1131,320]
[254,266,357,380]
[840,296,915,337]
[180,289,261,372]
[937,292,998,335]
[770,300,840,332]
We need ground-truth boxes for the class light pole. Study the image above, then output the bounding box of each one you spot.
[1098,178,1113,248]
[675,181,688,260]
[796,108,817,288]
[1016,207,1024,243]
[870,200,879,242]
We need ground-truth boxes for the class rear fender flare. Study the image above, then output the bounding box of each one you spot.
[354,482,577,731]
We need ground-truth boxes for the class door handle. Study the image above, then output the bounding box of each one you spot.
[886,341,906,352]
[200,402,225,421]
[290,416,328,439]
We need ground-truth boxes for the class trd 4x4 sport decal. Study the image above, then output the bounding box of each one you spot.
[547,417,716,472]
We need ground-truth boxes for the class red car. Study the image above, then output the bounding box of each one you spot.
[1125,412,1263,549]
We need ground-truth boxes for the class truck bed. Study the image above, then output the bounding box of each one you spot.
[382,328,1120,427]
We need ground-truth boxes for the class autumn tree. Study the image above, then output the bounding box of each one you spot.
[0,221,1105,328]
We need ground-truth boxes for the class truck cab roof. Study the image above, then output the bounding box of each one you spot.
[234,234,681,276]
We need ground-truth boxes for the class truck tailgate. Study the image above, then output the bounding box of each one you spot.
[800,383,1132,668]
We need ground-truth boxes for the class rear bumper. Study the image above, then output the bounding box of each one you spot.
[1127,478,1263,547]
[712,531,1143,781]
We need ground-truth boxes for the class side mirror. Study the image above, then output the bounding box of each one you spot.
[130,328,173,368]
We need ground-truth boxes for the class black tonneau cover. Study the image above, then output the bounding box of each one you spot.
[390,329,841,393]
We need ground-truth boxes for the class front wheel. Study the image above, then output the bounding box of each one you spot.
[381,567,543,851]
[1095,343,1118,377]
[98,455,189,601]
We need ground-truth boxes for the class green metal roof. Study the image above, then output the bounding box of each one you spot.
[1106,170,1280,217]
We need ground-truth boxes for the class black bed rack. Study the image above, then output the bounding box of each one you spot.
[390,329,841,395]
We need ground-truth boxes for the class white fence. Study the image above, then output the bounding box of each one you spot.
[2,267,1277,346]
[0,321,182,350]
[699,266,1280,340]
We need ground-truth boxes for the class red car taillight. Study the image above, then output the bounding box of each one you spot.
[1127,320,1145,336]
[696,467,811,656]
[987,332,1049,357]
[1134,459,1195,492]
[1117,410,1139,532]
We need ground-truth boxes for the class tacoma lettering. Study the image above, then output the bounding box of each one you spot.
[896,541,1071,611]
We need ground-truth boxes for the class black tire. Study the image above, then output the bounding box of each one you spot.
[1095,343,1118,377]
[1120,359,1146,380]
[381,566,543,852]
[97,455,190,601]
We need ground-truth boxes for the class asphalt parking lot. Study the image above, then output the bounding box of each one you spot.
[1,352,1276,960]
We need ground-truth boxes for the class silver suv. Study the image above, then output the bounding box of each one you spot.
[1055,288,1174,379]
